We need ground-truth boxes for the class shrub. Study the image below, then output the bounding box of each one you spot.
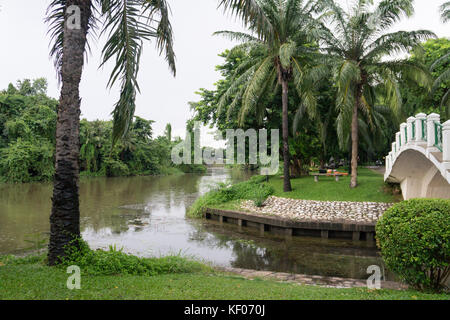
[187,176,274,218]
[376,199,450,292]
[102,158,130,177]
[59,238,209,276]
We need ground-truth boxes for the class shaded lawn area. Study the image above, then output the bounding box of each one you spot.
[268,168,398,203]
[0,262,448,300]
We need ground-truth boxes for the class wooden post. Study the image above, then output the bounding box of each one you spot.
[352,231,360,241]
[366,232,374,242]
[259,223,265,236]
[321,230,329,239]
[219,215,224,224]
[285,228,293,237]
[238,219,243,231]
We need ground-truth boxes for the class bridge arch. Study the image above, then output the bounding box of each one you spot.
[384,113,450,200]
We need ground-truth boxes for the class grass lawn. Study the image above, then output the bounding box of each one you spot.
[267,168,399,203]
[0,258,448,300]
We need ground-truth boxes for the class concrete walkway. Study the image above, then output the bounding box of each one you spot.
[217,267,408,290]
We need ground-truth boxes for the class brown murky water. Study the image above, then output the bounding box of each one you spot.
[0,168,393,280]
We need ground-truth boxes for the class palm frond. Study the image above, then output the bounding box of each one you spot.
[100,0,175,143]
[143,0,176,76]
[441,1,450,22]
[218,0,274,41]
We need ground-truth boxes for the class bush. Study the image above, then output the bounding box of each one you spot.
[102,158,130,177]
[59,238,209,276]
[0,138,54,182]
[376,199,450,292]
[187,175,274,218]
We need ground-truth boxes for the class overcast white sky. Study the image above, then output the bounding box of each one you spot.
[0,0,448,147]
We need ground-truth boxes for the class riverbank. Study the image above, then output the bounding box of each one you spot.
[1,254,448,300]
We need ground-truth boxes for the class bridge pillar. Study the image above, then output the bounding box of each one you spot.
[427,113,440,150]
[443,120,450,168]
[407,117,415,144]
[415,113,427,144]
[400,123,407,147]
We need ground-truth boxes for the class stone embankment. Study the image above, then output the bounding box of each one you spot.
[240,196,393,224]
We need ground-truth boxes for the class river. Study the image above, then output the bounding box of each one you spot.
[0,167,392,280]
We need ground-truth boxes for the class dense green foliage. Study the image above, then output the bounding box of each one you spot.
[57,238,209,276]
[1,253,449,300]
[401,38,450,120]
[376,199,450,292]
[0,79,196,183]
[197,0,446,187]
[187,175,274,218]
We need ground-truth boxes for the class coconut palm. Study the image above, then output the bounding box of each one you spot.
[217,0,325,192]
[46,0,175,265]
[431,2,450,118]
[441,1,450,22]
[317,0,434,188]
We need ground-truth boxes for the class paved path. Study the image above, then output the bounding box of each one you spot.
[217,267,407,290]
[240,196,393,224]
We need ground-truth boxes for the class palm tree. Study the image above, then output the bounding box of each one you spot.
[431,2,450,118]
[46,0,175,265]
[317,0,434,188]
[441,1,450,22]
[164,123,172,141]
[218,0,324,192]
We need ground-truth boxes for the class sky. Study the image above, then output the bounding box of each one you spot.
[0,0,448,147]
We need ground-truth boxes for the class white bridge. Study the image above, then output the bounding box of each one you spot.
[384,113,450,200]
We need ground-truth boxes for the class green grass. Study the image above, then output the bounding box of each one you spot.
[0,255,449,300]
[267,168,398,203]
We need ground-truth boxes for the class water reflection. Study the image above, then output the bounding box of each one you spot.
[0,168,392,280]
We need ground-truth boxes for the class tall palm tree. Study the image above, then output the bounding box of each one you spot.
[431,2,450,118]
[441,1,450,22]
[46,0,175,265]
[317,0,434,188]
[218,0,324,192]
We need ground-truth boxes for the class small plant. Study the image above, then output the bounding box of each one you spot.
[187,176,274,218]
[376,199,450,292]
[59,238,209,276]
[23,232,49,251]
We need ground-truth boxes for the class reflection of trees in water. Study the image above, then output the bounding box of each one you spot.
[192,222,391,279]
[78,174,203,232]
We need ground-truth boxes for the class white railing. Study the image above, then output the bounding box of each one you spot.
[385,113,450,179]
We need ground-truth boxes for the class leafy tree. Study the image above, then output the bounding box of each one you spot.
[441,1,450,22]
[317,0,434,188]
[401,39,450,119]
[217,0,326,192]
[45,0,176,264]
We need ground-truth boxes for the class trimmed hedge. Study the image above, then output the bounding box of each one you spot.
[376,199,450,292]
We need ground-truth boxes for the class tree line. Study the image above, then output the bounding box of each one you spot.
[0,78,199,183]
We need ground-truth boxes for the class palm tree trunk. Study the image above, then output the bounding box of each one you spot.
[350,86,362,188]
[281,78,292,192]
[48,0,92,265]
